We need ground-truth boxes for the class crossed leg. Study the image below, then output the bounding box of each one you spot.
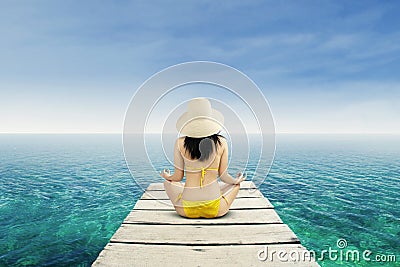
[163,180,240,218]
[163,180,186,217]
[216,182,240,217]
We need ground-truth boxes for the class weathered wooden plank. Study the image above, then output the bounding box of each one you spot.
[124,209,283,225]
[140,188,264,199]
[92,243,320,267]
[146,181,257,191]
[133,197,274,210]
[92,182,320,267]
[111,224,299,245]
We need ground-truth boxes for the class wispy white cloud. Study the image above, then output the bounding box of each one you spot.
[268,81,400,133]
[0,0,399,133]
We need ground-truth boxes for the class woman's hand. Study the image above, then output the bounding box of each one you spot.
[233,172,246,185]
[160,169,171,180]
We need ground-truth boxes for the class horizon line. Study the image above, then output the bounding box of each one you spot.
[0,132,399,135]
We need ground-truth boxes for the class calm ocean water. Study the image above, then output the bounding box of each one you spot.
[0,134,399,266]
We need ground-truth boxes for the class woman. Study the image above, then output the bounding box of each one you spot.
[161,97,246,218]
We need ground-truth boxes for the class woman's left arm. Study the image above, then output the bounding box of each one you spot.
[160,139,184,182]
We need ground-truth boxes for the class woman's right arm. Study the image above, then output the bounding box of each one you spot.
[160,138,184,182]
[218,139,245,185]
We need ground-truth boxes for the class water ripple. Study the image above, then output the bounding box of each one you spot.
[1,134,399,266]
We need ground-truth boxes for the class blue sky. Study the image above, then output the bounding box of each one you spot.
[0,0,399,133]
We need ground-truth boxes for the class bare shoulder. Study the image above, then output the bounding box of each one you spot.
[218,136,228,151]
[176,137,185,148]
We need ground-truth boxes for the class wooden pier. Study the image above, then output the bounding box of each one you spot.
[92,181,320,266]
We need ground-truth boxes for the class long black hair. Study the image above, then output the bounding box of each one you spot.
[184,133,224,161]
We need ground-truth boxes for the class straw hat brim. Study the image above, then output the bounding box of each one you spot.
[176,108,224,138]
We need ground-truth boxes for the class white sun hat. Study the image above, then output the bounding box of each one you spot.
[176,98,224,138]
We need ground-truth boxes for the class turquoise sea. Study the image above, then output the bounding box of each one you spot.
[0,134,399,266]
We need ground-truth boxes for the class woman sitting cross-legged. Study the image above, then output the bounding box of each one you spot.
[161,97,246,218]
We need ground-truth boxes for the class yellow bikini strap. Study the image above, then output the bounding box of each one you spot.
[200,167,219,188]
[174,192,182,204]
[186,166,219,188]
[200,168,206,188]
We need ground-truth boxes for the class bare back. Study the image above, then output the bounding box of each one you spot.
[174,136,229,201]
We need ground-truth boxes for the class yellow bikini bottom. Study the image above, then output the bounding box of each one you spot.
[175,193,229,218]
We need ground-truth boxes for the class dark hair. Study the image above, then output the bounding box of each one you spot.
[184,134,224,161]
